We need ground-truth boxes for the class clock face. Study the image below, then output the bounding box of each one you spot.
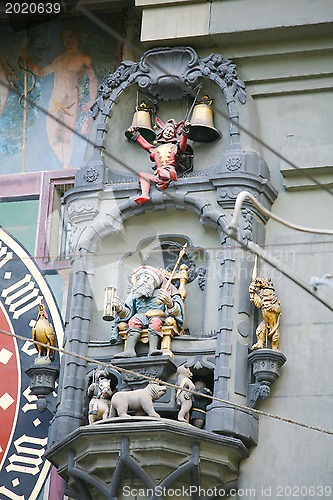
[0,229,64,499]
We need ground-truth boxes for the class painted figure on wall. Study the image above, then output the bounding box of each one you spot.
[126,118,191,204]
[0,50,21,163]
[0,55,18,118]
[22,29,98,169]
[112,265,185,357]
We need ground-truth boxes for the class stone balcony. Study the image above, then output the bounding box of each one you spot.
[46,417,249,499]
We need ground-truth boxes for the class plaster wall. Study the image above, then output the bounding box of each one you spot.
[214,24,332,500]
[238,260,333,494]
[139,0,333,45]
[221,38,333,500]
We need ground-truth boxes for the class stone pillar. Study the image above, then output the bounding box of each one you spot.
[206,237,259,447]
[48,254,94,446]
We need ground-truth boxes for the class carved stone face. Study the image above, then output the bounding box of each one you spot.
[132,271,156,297]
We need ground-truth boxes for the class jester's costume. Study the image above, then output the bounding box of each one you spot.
[128,119,190,204]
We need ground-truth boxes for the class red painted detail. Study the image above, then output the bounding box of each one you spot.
[0,304,19,469]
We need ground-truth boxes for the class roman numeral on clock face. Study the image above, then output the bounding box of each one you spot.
[1,274,43,320]
[0,230,64,499]
[0,242,13,270]
[5,435,48,476]
[0,485,24,499]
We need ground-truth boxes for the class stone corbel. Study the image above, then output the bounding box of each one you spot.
[25,363,59,413]
[248,349,287,408]
[68,200,100,224]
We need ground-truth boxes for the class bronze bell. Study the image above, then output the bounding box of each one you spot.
[125,103,156,142]
[188,100,221,143]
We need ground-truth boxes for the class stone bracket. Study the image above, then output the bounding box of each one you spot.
[248,349,287,408]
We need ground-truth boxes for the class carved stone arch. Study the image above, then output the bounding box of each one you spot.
[52,194,231,443]
[78,191,229,255]
[90,46,246,169]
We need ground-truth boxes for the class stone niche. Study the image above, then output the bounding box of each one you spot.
[47,45,281,499]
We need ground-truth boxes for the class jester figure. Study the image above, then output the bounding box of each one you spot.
[126,118,191,205]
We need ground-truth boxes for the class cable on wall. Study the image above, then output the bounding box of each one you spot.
[1,327,333,437]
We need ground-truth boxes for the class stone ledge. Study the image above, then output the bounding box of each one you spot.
[46,417,249,497]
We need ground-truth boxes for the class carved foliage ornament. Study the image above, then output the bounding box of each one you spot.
[98,47,246,104]
[84,167,99,183]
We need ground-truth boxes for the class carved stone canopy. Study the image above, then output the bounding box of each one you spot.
[74,46,278,198]
[98,46,246,105]
[92,46,246,154]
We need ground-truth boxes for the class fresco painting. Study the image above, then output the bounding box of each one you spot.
[0,16,120,173]
[0,24,27,165]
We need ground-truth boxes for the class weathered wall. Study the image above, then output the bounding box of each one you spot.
[0,13,121,173]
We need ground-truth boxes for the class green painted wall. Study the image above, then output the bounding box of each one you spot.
[0,199,39,255]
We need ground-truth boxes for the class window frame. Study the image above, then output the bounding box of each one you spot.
[36,169,77,271]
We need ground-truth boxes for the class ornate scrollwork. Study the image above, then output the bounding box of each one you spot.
[200,54,246,104]
[98,46,246,105]
[84,167,99,183]
[241,208,253,243]
[68,200,99,223]
[99,60,139,97]
[137,46,199,100]
[197,267,207,290]
[125,367,160,381]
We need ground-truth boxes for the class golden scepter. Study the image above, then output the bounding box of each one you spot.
[157,243,188,303]
[252,254,258,281]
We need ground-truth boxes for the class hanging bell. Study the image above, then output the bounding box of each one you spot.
[188,99,221,143]
[125,103,156,142]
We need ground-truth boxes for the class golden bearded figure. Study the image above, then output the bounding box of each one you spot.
[249,276,281,351]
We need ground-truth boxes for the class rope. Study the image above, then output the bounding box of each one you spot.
[2,328,332,437]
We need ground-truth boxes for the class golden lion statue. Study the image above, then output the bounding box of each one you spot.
[249,276,281,350]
